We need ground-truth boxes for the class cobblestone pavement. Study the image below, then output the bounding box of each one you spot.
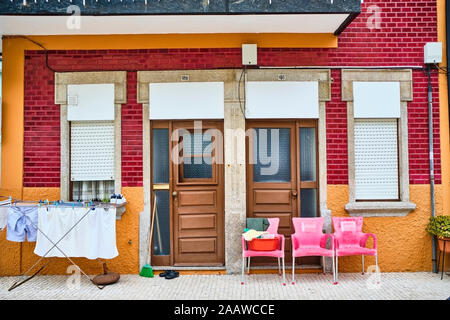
[0,272,449,300]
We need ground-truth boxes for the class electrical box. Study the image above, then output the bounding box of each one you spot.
[424,42,443,64]
[242,44,258,66]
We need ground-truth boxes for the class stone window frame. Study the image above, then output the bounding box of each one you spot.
[54,71,127,204]
[342,69,416,217]
[137,69,332,273]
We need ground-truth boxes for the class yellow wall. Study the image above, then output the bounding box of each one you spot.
[0,185,444,275]
[328,185,444,272]
[0,187,142,276]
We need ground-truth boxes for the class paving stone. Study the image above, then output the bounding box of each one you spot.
[0,272,448,300]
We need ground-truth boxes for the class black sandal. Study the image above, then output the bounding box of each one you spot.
[164,271,179,280]
[159,270,171,277]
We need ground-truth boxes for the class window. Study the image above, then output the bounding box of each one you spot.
[70,121,115,201]
[54,73,126,203]
[176,129,218,183]
[253,128,291,183]
[299,126,318,217]
[352,82,400,201]
[354,119,399,201]
[181,131,213,180]
[152,127,170,256]
[342,70,416,216]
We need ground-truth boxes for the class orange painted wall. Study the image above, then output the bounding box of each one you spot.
[328,185,445,272]
[0,187,142,276]
[0,185,445,275]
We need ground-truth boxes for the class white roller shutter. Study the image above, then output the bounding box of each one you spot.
[67,84,115,121]
[71,121,115,182]
[354,119,399,200]
[149,82,224,120]
[353,82,401,119]
[245,81,319,119]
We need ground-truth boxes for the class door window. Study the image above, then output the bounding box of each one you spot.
[181,132,213,179]
[253,128,291,183]
[152,128,171,256]
[299,127,318,217]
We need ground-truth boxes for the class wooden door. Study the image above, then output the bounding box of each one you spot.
[246,120,320,266]
[171,121,224,266]
[150,120,224,267]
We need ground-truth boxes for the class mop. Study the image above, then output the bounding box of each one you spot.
[139,195,157,278]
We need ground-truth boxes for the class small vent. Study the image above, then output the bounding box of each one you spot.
[181,75,190,81]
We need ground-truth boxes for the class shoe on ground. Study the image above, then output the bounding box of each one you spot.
[164,271,179,280]
[159,270,171,277]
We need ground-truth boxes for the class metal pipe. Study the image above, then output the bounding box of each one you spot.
[427,64,437,273]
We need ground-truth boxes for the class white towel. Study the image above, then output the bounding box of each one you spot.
[34,206,118,260]
[0,206,8,230]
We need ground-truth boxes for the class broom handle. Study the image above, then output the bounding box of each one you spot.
[147,194,157,265]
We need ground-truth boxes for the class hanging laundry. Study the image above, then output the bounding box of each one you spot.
[34,206,118,260]
[0,200,10,230]
[6,206,39,242]
[0,207,8,230]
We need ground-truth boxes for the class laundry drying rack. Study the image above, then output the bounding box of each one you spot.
[0,195,121,291]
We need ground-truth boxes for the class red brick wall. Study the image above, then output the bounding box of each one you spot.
[23,0,441,187]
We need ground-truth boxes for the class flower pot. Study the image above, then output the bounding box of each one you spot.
[438,237,450,253]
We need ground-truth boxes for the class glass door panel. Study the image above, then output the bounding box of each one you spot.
[299,126,318,218]
[253,128,291,183]
[152,128,171,259]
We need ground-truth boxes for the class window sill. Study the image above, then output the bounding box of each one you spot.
[344,201,416,217]
[115,202,127,220]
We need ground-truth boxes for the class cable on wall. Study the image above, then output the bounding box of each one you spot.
[4,35,56,73]
[238,65,247,118]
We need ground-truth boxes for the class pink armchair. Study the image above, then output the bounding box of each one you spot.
[241,218,286,286]
[332,217,378,283]
[291,217,336,285]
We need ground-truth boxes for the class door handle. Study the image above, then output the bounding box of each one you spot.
[291,191,298,198]
[172,191,178,197]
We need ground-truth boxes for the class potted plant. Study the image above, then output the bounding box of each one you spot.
[426,215,450,253]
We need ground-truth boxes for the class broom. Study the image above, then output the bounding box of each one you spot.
[139,195,157,278]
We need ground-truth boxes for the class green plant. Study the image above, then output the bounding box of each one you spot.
[426,216,450,238]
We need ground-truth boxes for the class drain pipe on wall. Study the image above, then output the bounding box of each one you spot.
[426,64,437,273]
